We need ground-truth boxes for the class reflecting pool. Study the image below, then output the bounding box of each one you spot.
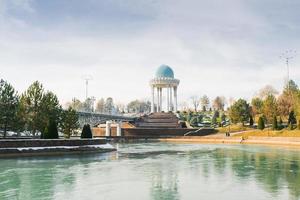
[1,142,300,200]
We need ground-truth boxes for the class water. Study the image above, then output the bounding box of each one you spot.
[1,142,300,200]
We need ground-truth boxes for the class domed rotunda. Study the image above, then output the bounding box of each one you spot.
[150,65,180,113]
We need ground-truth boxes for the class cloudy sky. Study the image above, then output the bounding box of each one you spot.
[0,0,300,107]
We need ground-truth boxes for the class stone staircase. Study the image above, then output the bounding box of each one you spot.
[136,112,179,128]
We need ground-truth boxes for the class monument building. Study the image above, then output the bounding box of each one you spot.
[150,65,180,113]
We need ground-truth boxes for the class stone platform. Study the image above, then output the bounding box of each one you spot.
[92,113,216,138]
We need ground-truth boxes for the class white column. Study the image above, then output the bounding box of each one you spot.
[174,86,178,112]
[117,122,122,137]
[170,87,173,111]
[160,88,163,112]
[167,87,170,112]
[105,121,111,137]
[151,86,155,113]
[157,87,160,112]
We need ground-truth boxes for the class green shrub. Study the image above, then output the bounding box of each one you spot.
[43,120,59,139]
[258,117,265,130]
[81,124,93,138]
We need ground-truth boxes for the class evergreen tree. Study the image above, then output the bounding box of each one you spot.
[22,81,44,136]
[40,91,62,130]
[61,107,80,138]
[81,124,93,138]
[272,116,278,130]
[43,120,59,139]
[288,110,297,124]
[262,94,277,123]
[228,99,250,125]
[0,80,19,138]
[249,116,254,126]
[288,111,297,129]
[258,117,265,130]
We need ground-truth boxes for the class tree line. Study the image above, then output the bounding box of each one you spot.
[65,98,151,114]
[228,80,300,130]
[0,80,79,138]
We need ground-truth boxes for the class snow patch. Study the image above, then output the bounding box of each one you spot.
[1,144,115,151]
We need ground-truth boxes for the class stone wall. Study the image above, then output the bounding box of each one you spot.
[0,139,106,148]
[93,127,216,138]
[122,128,216,137]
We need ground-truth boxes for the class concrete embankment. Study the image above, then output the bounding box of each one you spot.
[0,139,116,158]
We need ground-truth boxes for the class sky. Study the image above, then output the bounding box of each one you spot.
[0,0,300,108]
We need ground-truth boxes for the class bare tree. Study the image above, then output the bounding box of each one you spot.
[212,96,226,111]
[190,96,200,112]
[95,98,105,113]
[180,101,189,111]
[257,85,278,99]
[200,95,210,111]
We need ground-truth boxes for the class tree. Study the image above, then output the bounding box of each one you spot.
[0,80,19,138]
[278,117,284,130]
[104,97,114,114]
[82,97,94,112]
[288,111,297,129]
[95,98,105,113]
[40,91,62,132]
[127,100,151,113]
[200,95,210,112]
[262,94,277,123]
[221,113,226,123]
[258,85,278,99]
[13,99,27,135]
[81,124,93,138]
[190,96,200,112]
[42,119,59,139]
[211,111,220,125]
[272,116,278,130]
[277,93,293,117]
[249,116,254,126]
[22,81,44,136]
[65,98,83,111]
[228,99,250,125]
[61,107,79,138]
[258,117,265,130]
[251,97,263,116]
[212,96,225,111]
[284,80,299,95]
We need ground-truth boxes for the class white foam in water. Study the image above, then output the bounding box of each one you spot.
[1,144,115,151]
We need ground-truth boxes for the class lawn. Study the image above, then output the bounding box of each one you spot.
[216,124,253,133]
[233,129,300,137]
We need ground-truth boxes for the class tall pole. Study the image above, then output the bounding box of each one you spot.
[280,50,296,91]
[82,75,93,100]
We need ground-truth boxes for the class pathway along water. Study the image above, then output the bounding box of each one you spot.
[1,142,300,200]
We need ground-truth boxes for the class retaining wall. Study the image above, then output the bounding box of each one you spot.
[0,139,106,148]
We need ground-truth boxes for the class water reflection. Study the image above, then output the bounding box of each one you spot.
[1,143,300,200]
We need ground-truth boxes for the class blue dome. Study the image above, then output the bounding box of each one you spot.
[155,65,174,78]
